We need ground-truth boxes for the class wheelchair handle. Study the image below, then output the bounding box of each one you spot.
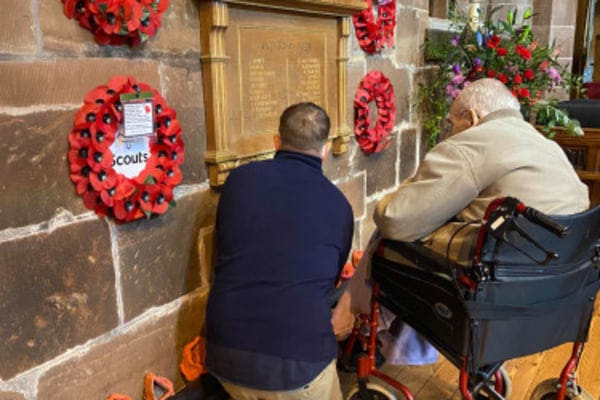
[517,203,569,238]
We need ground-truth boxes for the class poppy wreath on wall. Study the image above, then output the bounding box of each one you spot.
[61,0,170,46]
[68,76,184,223]
[354,70,396,154]
[352,0,396,54]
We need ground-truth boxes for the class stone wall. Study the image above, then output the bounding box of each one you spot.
[0,1,577,399]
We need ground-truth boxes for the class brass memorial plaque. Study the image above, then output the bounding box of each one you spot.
[199,0,365,186]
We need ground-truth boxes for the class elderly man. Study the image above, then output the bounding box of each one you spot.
[332,78,589,363]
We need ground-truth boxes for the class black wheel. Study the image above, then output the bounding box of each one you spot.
[530,378,594,400]
[472,366,512,399]
[346,383,399,400]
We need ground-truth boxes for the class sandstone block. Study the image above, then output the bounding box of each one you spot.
[117,188,218,321]
[0,111,88,231]
[0,0,36,54]
[0,219,117,380]
[337,173,366,220]
[0,59,160,108]
[37,290,208,400]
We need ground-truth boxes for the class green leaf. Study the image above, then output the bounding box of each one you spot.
[523,8,532,20]
[506,9,514,25]
[144,175,156,185]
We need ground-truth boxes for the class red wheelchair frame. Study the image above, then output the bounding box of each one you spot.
[341,197,600,400]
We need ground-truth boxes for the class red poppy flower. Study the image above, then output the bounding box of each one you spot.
[496,47,507,57]
[114,196,144,221]
[90,168,118,191]
[62,0,80,18]
[138,184,173,214]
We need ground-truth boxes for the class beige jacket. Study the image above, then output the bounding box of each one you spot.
[374,109,590,265]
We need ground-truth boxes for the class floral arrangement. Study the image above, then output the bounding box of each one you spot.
[68,76,184,222]
[354,70,396,154]
[61,0,170,46]
[418,7,583,148]
[352,0,396,54]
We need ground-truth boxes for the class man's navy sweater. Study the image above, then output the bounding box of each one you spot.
[205,150,354,390]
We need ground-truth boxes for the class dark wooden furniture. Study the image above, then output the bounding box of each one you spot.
[551,128,600,207]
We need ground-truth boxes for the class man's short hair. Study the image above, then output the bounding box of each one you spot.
[453,78,520,116]
[278,102,330,153]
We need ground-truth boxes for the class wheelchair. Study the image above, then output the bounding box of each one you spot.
[342,197,600,400]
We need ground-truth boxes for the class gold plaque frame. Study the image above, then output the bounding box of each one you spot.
[199,0,365,186]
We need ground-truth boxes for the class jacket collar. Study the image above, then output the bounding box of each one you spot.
[479,108,524,125]
[274,150,323,171]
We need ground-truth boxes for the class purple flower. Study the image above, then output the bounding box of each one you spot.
[473,58,481,66]
[445,85,461,98]
[451,74,466,85]
[452,64,461,74]
[548,67,561,83]
[450,34,460,47]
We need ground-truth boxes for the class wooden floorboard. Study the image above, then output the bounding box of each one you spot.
[340,298,600,399]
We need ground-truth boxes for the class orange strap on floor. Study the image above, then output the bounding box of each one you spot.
[143,372,175,400]
[179,336,207,382]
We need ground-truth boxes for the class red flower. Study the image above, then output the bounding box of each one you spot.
[514,75,523,84]
[487,35,501,49]
[90,169,118,191]
[62,0,85,19]
[516,45,532,60]
[497,73,508,84]
[496,47,507,57]
[139,184,173,214]
[519,88,531,98]
[524,69,535,80]
[487,70,496,78]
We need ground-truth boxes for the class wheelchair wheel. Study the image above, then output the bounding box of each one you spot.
[530,378,593,400]
[473,366,512,399]
[346,382,398,400]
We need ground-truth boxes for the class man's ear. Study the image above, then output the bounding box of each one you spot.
[320,141,331,160]
[468,109,480,127]
[273,134,281,150]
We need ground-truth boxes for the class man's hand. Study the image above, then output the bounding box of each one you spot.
[331,291,356,340]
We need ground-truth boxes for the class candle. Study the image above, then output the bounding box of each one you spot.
[468,2,482,30]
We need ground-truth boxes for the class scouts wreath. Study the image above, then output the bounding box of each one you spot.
[60,0,170,46]
[352,0,396,54]
[354,70,396,154]
[68,76,183,222]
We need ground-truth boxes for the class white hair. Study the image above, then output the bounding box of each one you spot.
[453,78,520,117]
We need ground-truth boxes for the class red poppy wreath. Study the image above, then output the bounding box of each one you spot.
[68,76,184,222]
[352,0,396,54]
[61,0,170,46]
[354,70,396,154]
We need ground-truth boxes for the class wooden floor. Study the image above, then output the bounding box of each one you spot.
[340,299,600,399]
